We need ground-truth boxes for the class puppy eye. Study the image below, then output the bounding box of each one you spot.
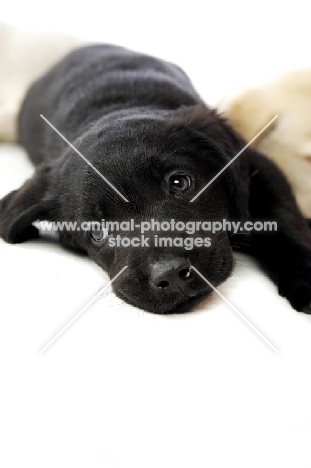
[169,175,192,194]
[91,227,109,242]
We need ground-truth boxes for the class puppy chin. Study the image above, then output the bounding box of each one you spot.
[114,286,213,315]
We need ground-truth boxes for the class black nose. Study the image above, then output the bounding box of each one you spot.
[150,257,192,292]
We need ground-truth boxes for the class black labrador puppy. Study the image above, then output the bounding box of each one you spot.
[1,44,311,314]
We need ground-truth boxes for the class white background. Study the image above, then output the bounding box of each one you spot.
[1,2,311,467]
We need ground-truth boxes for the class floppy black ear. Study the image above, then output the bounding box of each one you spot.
[218,120,250,223]
[202,108,251,222]
[0,162,58,243]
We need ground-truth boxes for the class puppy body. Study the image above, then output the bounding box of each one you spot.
[1,45,311,313]
[18,45,202,164]
[224,69,311,218]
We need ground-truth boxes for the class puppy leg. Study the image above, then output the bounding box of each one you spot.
[248,149,311,312]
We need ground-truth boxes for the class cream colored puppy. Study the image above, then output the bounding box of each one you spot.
[0,23,84,142]
[224,69,311,218]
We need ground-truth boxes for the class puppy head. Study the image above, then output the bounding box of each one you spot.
[224,88,278,145]
[0,105,249,313]
[224,70,311,217]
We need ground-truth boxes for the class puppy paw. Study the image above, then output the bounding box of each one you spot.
[278,253,311,312]
[0,218,39,244]
[0,190,39,243]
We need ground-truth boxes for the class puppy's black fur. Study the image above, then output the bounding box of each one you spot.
[1,44,311,313]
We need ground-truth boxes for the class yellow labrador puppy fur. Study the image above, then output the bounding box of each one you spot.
[224,69,311,218]
[0,23,84,142]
